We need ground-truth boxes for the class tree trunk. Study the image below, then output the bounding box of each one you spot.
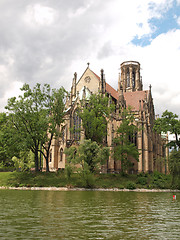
[46,155,49,172]
[35,148,39,172]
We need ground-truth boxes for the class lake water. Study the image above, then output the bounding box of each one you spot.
[0,190,179,240]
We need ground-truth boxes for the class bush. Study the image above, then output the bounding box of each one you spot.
[118,184,124,189]
[80,170,95,188]
[0,166,15,172]
[65,165,73,181]
[151,172,171,189]
[126,181,136,190]
[136,176,147,185]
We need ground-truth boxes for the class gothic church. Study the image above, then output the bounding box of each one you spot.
[43,61,168,173]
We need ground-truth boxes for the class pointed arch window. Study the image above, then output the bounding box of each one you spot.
[60,148,63,162]
[73,111,81,140]
[128,131,137,147]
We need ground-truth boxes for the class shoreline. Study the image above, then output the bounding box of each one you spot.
[0,186,180,192]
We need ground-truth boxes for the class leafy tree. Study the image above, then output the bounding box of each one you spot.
[0,113,21,166]
[168,149,180,188]
[5,83,66,172]
[113,107,139,174]
[12,151,34,172]
[65,139,109,173]
[153,110,180,148]
[78,93,114,144]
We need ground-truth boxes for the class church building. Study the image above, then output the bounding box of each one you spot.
[43,61,168,173]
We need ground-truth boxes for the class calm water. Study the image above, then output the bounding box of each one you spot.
[0,190,179,240]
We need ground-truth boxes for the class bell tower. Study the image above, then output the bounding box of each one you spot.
[119,61,142,92]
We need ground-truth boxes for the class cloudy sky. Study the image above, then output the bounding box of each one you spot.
[0,0,180,116]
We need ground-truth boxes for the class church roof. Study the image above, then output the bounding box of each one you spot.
[124,90,149,111]
[106,83,119,100]
[105,79,149,111]
[82,68,149,111]
[91,70,100,80]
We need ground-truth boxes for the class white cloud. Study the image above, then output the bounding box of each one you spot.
[0,0,180,117]
[177,16,180,26]
[23,4,56,26]
[129,29,180,115]
[4,81,23,100]
[68,3,92,18]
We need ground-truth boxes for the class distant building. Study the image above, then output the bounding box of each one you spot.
[167,132,180,151]
[43,61,168,173]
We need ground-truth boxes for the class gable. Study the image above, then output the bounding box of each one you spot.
[76,67,100,94]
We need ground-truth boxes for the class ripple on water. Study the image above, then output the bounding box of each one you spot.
[0,190,180,239]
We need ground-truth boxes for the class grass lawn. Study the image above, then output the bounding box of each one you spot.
[0,171,174,189]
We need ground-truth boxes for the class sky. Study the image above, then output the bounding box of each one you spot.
[0,0,180,116]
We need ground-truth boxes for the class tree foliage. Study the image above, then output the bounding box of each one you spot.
[153,110,180,148]
[0,112,22,166]
[78,94,114,144]
[169,149,180,188]
[65,139,110,173]
[113,107,139,173]
[5,83,66,172]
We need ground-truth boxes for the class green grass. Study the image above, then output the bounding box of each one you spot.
[0,172,14,186]
[0,171,174,189]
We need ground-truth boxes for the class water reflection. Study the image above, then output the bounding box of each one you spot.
[0,190,179,239]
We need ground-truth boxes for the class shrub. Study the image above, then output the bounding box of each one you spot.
[0,166,15,172]
[118,184,124,189]
[65,165,73,181]
[126,181,136,190]
[80,170,95,188]
[136,176,147,185]
[151,172,171,189]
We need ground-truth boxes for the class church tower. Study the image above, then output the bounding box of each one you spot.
[120,61,143,92]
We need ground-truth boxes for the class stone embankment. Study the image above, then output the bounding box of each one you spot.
[0,186,180,192]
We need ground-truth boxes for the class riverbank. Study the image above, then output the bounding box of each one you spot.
[0,186,180,192]
[1,171,179,190]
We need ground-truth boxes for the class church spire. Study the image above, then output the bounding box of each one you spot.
[118,72,121,93]
[99,69,106,94]
[72,72,77,99]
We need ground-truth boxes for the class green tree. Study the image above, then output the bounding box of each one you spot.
[0,113,21,166]
[12,150,34,172]
[78,93,114,144]
[169,149,180,188]
[153,110,180,148]
[65,139,109,173]
[113,107,139,174]
[5,83,66,172]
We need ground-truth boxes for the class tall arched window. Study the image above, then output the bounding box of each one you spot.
[112,124,114,145]
[127,68,130,87]
[60,148,63,162]
[132,70,135,88]
[73,111,81,140]
[128,131,137,147]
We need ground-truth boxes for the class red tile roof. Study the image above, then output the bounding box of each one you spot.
[90,69,119,100]
[89,69,148,111]
[106,83,119,100]
[124,90,149,111]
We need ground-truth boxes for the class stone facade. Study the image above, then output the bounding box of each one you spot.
[43,61,168,173]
